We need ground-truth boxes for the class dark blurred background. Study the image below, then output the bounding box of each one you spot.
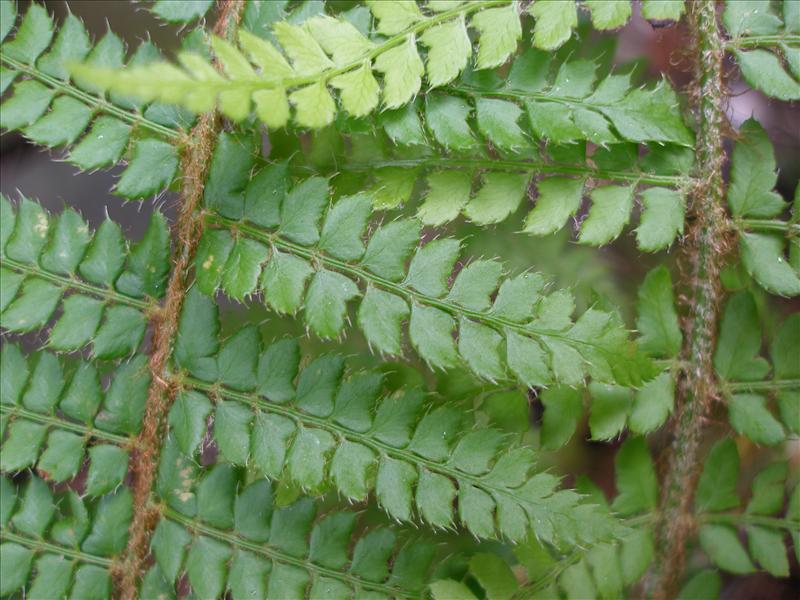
[1,2,798,598]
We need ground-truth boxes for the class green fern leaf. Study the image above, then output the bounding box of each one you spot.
[151,0,214,24]
[636,266,682,358]
[194,163,655,387]
[724,0,800,100]
[470,2,522,69]
[528,0,577,50]
[714,292,771,382]
[577,185,635,246]
[640,0,685,20]
[69,1,684,131]
[0,474,132,598]
[611,437,658,516]
[0,5,182,198]
[2,3,52,64]
[149,468,452,598]
[420,15,471,87]
[636,187,685,252]
[0,197,167,355]
[735,49,800,100]
[0,1,16,44]
[584,1,633,30]
[728,119,785,218]
[168,291,622,546]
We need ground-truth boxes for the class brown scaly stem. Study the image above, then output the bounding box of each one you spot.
[646,2,729,599]
[115,2,244,598]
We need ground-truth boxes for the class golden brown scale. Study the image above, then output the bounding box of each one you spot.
[115,3,245,598]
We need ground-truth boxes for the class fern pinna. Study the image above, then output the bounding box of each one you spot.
[1,1,799,599]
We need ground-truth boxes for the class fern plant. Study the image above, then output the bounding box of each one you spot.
[1,1,798,599]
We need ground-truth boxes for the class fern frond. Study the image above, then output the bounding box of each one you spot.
[481,525,656,600]
[713,293,799,444]
[0,345,144,490]
[146,467,453,598]
[377,161,686,249]
[166,289,623,546]
[0,474,131,598]
[0,196,170,357]
[192,148,656,387]
[409,40,692,148]
[694,439,799,578]
[446,51,693,147]
[726,119,800,297]
[71,0,686,131]
[723,0,800,100]
[0,3,183,200]
[288,122,691,248]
